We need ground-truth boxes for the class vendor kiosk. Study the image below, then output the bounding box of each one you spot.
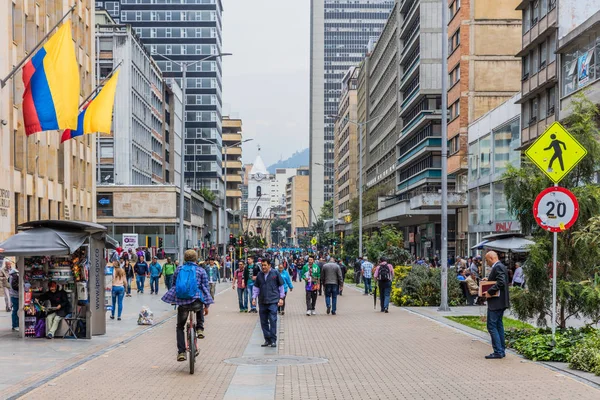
[0,220,116,339]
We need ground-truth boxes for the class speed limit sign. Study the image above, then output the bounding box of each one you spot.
[533,187,579,232]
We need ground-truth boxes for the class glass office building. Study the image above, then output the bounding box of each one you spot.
[96,0,224,196]
[309,0,394,217]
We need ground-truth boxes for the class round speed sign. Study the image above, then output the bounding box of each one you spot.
[533,187,579,233]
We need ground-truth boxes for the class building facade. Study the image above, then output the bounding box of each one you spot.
[467,94,522,249]
[1,1,96,242]
[246,156,274,245]
[222,117,243,211]
[97,0,225,196]
[95,19,167,185]
[334,67,359,221]
[446,0,522,255]
[286,167,310,245]
[309,0,394,221]
[164,81,184,186]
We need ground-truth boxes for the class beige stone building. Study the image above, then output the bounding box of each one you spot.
[447,0,522,255]
[334,67,359,223]
[0,1,96,242]
[222,116,243,235]
[285,167,310,245]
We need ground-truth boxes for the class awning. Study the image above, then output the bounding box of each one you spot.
[483,237,535,253]
[0,227,89,256]
[471,239,489,250]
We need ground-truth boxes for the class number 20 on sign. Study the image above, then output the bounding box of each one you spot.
[533,187,579,232]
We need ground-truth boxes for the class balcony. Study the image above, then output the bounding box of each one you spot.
[224,147,242,156]
[223,133,242,142]
[226,189,242,198]
[521,112,556,145]
[448,151,467,175]
[521,5,557,52]
[226,174,242,183]
[410,192,467,210]
[223,160,242,170]
[520,60,557,101]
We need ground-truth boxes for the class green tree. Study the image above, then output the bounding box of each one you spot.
[505,95,600,328]
[364,225,411,266]
[348,183,393,223]
[320,199,333,220]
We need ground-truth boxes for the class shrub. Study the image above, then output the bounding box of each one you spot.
[568,332,600,375]
[394,265,463,306]
[344,269,355,283]
[507,328,591,362]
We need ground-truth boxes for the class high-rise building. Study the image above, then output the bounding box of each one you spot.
[286,167,310,245]
[334,67,359,223]
[309,0,394,221]
[96,0,224,196]
[446,0,522,255]
[165,81,184,186]
[95,17,167,185]
[0,1,96,242]
[222,117,243,212]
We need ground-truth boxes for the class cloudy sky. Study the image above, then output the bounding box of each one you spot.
[221,0,310,167]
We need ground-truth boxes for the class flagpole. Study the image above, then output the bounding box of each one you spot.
[80,61,123,108]
[0,4,76,88]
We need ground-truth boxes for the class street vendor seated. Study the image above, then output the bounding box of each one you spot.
[38,282,71,339]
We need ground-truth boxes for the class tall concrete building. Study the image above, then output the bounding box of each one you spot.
[222,117,243,212]
[0,1,96,242]
[96,0,224,196]
[446,0,522,255]
[272,168,298,208]
[286,167,310,245]
[95,19,167,185]
[334,67,359,222]
[165,81,184,187]
[309,0,394,221]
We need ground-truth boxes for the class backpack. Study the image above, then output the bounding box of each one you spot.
[10,274,18,291]
[378,263,391,282]
[176,263,199,299]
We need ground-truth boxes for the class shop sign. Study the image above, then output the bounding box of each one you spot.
[495,222,514,232]
[0,188,10,218]
[408,232,415,243]
[122,233,138,251]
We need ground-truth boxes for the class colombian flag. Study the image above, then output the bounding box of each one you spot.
[22,21,79,136]
[61,70,120,142]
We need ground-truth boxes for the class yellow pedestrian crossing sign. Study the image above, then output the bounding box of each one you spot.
[525,122,587,183]
[310,237,317,246]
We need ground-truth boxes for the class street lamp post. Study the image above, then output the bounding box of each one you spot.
[153,52,232,264]
[327,114,382,258]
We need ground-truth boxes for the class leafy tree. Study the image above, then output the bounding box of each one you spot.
[320,200,333,220]
[505,95,600,328]
[363,225,411,266]
[348,183,393,223]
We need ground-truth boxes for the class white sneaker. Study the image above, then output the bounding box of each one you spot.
[311,310,316,315]
[306,310,311,316]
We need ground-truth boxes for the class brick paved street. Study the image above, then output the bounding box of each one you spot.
[15,284,600,400]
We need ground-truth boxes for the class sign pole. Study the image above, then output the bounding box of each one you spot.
[552,183,558,342]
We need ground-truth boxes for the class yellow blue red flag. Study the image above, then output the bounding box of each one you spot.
[22,21,80,136]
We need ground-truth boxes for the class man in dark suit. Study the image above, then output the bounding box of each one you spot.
[483,251,510,359]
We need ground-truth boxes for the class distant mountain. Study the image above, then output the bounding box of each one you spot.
[267,148,309,174]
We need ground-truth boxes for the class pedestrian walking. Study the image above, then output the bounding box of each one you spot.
[128,248,138,264]
[8,268,19,331]
[1,259,13,312]
[317,256,326,296]
[512,262,525,288]
[338,258,347,296]
[110,261,127,320]
[123,260,134,297]
[483,251,510,359]
[233,261,247,312]
[321,259,343,315]
[162,257,176,290]
[277,263,293,315]
[134,256,149,294]
[252,259,285,348]
[244,256,259,313]
[149,256,162,295]
[206,258,220,300]
[361,256,374,295]
[374,257,394,313]
[302,256,320,315]
[353,257,363,284]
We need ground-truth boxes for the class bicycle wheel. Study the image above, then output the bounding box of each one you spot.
[188,326,195,374]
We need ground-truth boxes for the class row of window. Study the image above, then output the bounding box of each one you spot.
[120,10,217,22]
[155,60,217,73]
[449,0,461,21]
[448,28,460,54]
[136,27,217,39]
[523,0,557,34]
[149,44,218,56]
[522,86,556,126]
[185,161,220,173]
[119,0,216,4]
[468,182,512,226]
[449,63,460,87]
[522,32,557,79]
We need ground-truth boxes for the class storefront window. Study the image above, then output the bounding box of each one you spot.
[479,134,491,178]
[468,189,478,225]
[494,182,510,221]
[563,37,598,96]
[479,184,491,225]
[469,141,479,182]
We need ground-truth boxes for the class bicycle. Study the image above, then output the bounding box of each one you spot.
[186,309,198,374]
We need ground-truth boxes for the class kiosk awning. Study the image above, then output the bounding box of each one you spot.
[0,227,89,256]
[483,237,535,253]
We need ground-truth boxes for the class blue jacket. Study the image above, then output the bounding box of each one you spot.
[149,262,162,277]
[280,269,293,293]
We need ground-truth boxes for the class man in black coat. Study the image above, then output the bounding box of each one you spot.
[483,251,510,359]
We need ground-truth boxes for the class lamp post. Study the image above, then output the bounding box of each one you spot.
[327,114,383,258]
[153,52,232,264]
[203,137,253,258]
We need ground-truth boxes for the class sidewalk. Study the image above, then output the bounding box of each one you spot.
[0,279,229,399]
[15,282,600,399]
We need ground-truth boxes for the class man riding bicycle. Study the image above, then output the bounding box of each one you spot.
[161,249,213,362]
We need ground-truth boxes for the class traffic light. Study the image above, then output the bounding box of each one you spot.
[158,237,164,248]
[238,236,244,246]
[229,233,235,246]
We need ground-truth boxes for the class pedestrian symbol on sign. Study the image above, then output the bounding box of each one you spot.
[544,134,566,172]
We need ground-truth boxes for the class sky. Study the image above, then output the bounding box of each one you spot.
[221,0,310,167]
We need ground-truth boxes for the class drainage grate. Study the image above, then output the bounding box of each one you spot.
[224,355,328,367]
